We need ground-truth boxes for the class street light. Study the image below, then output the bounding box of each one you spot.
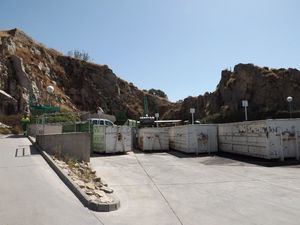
[287,96,293,119]
[46,85,54,106]
[190,108,195,125]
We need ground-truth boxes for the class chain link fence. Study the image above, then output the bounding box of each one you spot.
[29,111,92,136]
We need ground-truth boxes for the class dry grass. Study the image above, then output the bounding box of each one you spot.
[0,127,11,134]
[56,156,96,182]
[11,126,21,134]
[0,31,9,38]
[0,114,21,128]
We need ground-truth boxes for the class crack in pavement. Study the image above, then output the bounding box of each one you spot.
[133,152,184,225]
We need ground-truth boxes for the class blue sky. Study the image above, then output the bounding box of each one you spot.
[0,0,299,101]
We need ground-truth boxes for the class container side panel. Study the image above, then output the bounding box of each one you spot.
[105,126,132,153]
[92,126,106,153]
[138,128,169,151]
[218,121,271,159]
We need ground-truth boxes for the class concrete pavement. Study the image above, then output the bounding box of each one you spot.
[91,151,300,225]
[0,135,103,225]
[2,134,300,225]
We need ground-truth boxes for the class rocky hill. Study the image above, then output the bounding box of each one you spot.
[0,28,172,119]
[1,28,299,123]
[165,64,300,122]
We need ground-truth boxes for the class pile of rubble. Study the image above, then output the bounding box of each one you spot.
[52,157,113,203]
[0,122,10,128]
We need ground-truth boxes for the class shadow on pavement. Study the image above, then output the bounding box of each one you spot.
[91,151,130,158]
[167,150,214,158]
[215,152,300,167]
[88,147,300,168]
[15,144,40,157]
[5,134,27,139]
[161,149,300,167]
[132,149,170,155]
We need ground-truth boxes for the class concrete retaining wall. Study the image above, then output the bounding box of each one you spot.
[36,132,91,162]
[28,124,62,137]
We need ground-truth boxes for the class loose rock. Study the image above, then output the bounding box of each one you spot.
[100,186,114,194]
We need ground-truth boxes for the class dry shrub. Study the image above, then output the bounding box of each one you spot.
[0,114,21,128]
[0,127,11,134]
[11,126,22,135]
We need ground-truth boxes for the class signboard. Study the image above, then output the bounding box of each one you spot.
[190,108,195,114]
[242,100,248,107]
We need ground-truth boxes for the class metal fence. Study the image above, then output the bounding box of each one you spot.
[30,111,92,135]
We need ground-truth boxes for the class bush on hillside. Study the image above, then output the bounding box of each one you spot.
[67,50,90,62]
[148,89,168,99]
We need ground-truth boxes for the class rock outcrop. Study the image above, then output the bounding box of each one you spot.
[0,28,172,118]
[165,64,300,122]
[1,28,299,122]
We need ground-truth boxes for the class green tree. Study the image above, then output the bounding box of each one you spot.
[148,89,168,99]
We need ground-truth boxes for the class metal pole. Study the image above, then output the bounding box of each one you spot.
[244,106,248,121]
[74,114,76,132]
[192,113,194,125]
[88,112,91,133]
[42,114,45,135]
[207,129,210,155]
[295,130,299,160]
[289,102,292,119]
[280,130,284,162]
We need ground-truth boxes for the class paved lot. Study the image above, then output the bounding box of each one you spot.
[0,135,103,225]
[2,135,300,225]
[91,151,300,225]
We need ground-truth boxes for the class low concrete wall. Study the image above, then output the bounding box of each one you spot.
[36,132,91,162]
[28,124,62,137]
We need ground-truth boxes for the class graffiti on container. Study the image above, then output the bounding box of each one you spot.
[198,133,208,145]
[269,126,296,140]
[274,130,296,140]
[139,137,144,147]
[117,132,122,141]
[234,125,268,135]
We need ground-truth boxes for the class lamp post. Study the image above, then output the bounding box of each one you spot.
[242,100,248,121]
[46,85,54,106]
[287,96,293,119]
[155,113,159,127]
[190,108,195,125]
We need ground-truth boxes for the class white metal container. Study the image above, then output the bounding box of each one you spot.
[169,124,218,154]
[218,119,300,160]
[138,127,169,151]
[93,125,132,153]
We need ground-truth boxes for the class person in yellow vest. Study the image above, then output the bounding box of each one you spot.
[20,114,30,136]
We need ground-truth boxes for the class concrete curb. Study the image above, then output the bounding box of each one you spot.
[28,136,120,212]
